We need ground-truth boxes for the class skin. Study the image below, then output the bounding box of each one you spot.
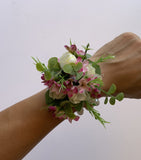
[0,32,141,160]
[91,32,141,98]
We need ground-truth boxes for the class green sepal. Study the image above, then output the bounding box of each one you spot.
[116,92,124,101]
[109,97,115,105]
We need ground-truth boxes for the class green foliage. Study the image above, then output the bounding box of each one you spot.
[74,102,83,112]
[108,84,116,94]
[44,70,52,80]
[48,57,61,71]
[104,97,108,104]
[97,84,124,106]
[73,62,82,72]
[109,97,115,105]
[63,62,83,75]
[86,54,92,58]
[76,72,83,80]
[85,102,110,127]
[95,55,115,63]
[36,63,44,71]
[63,64,74,74]
[60,100,76,119]
[57,75,67,92]
[82,43,92,53]
[116,92,124,101]
[89,77,103,87]
[94,63,101,74]
[32,57,47,72]
[88,60,101,74]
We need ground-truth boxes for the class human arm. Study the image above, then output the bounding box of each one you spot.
[0,89,63,160]
[91,32,141,98]
[0,32,141,160]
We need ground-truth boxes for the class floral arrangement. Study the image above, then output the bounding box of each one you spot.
[32,42,124,127]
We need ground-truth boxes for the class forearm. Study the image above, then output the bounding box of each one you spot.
[0,89,63,160]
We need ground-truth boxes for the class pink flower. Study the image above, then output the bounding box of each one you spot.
[78,78,91,93]
[76,57,82,63]
[41,74,45,80]
[64,44,77,53]
[63,79,78,97]
[76,50,85,55]
[90,88,101,98]
[44,80,54,88]
[74,116,80,121]
[67,86,78,98]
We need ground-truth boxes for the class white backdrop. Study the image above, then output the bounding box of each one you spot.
[0,0,141,160]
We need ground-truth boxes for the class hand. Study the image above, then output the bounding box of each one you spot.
[91,32,141,99]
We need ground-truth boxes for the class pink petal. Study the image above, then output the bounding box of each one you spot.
[74,116,80,121]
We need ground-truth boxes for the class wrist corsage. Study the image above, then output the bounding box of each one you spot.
[32,41,124,127]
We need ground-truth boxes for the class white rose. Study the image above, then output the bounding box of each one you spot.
[69,92,87,104]
[59,52,77,68]
[86,64,95,77]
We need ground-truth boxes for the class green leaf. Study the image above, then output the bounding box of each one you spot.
[32,57,47,72]
[62,64,74,74]
[85,102,110,127]
[86,54,92,58]
[76,72,83,80]
[36,63,44,72]
[92,62,101,74]
[95,55,115,63]
[116,92,124,101]
[70,39,72,45]
[104,97,108,104]
[74,103,83,112]
[48,57,61,71]
[108,84,116,94]
[44,70,52,80]
[63,104,76,119]
[73,62,82,71]
[109,97,115,105]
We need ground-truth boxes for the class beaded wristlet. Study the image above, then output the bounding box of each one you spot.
[32,42,124,127]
